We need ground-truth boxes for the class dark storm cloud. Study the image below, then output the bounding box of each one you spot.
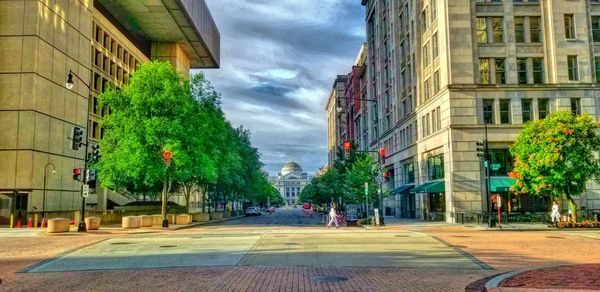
[200,0,365,175]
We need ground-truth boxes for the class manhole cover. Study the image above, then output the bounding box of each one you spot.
[309,275,348,283]
[546,236,565,239]
[451,235,471,238]
[159,245,177,248]
[111,242,134,245]
[285,243,300,246]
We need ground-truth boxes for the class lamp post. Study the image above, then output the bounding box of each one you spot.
[65,70,92,232]
[42,162,56,227]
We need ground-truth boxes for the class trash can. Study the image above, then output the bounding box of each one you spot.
[488,217,497,228]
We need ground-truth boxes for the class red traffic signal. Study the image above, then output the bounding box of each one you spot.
[383,170,390,182]
[378,148,386,164]
[343,141,351,152]
[73,168,82,181]
[163,150,172,163]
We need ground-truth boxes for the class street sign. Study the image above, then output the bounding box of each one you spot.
[375,175,383,183]
[82,184,89,198]
[491,163,501,171]
[374,208,380,226]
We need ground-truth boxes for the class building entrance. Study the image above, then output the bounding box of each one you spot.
[400,193,416,219]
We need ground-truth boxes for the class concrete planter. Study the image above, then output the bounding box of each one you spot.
[192,213,210,222]
[151,214,163,225]
[167,214,175,224]
[175,214,192,225]
[85,217,101,230]
[210,212,223,220]
[139,215,153,227]
[47,218,70,233]
[122,216,141,228]
[222,212,231,218]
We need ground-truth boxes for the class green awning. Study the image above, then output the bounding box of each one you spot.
[490,177,515,192]
[390,185,415,195]
[411,181,445,193]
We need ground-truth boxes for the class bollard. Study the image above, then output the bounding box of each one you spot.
[10,214,14,228]
[16,219,21,228]
[34,214,38,228]
[27,217,32,228]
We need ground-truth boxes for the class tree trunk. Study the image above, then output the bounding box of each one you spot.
[567,194,578,223]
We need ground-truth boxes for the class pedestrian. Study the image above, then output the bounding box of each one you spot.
[551,200,560,225]
[327,203,339,228]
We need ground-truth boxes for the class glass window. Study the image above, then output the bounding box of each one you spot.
[423,42,430,66]
[492,17,504,42]
[517,58,528,84]
[571,98,581,115]
[568,55,578,81]
[483,99,494,124]
[436,106,441,130]
[500,99,511,124]
[564,14,575,39]
[479,58,490,84]
[431,0,436,20]
[427,154,444,180]
[532,58,544,84]
[538,98,549,119]
[404,163,415,184]
[434,70,440,93]
[488,149,514,177]
[514,17,525,43]
[593,17,600,42]
[477,18,488,43]
[424,78,431,100]
[426,113,431,135]
[595,56,600,83]
[495,58,506,84]
[522,99,532,123]
[530,17,541,42]
[432,33,439,59]
[432,109,437,132]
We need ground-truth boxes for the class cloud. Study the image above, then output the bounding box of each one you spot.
[199,0,365,175]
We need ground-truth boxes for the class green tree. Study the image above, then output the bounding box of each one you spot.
[344,155,379,205]
[509,111,600,221]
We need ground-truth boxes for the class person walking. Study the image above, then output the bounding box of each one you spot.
[551,200,560,225]
[327,203,339,228]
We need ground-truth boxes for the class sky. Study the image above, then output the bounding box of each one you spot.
[198,0,366,176]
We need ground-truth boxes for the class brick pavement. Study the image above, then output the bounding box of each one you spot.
[498,264,600,290]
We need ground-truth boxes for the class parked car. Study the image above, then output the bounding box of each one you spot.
[245,207,261,216]
[267,206,276,213]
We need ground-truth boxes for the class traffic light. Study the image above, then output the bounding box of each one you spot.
[343,141,351,159]
[71,127,83,150]
[72,168,82,181]
[476,140,487,160]
[90,144,100,162]
[87,169,97,188]
[383,170,390,182]
[378,148,386,164]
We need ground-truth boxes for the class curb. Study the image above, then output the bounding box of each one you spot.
[170,215,244,231]
[481,264,566,291]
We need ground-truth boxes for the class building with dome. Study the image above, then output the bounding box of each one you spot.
[270,162,311,205]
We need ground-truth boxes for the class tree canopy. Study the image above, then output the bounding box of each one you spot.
[509,111,600,220]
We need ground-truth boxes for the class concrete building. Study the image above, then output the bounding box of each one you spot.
[325,75,348,167]
[0,0,219,225]
[270,162,311,205]
[358,0,600,222]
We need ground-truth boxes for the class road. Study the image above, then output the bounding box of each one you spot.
[2,208,600,291]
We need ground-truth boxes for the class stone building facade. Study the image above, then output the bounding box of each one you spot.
[270,162,311,206]
[326,75,348,167]
[351,0,600,222]
[0,0,219,224]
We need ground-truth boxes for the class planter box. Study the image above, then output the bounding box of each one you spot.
[47,218,70,233]
[167,214,175,224]
[151,214,163,225]
[85,217,101,230]
[192,213,210,222]
[122,216,141,228]
[210,212,223,220]
[175,214,192,225]
[139,215,153,227]
[222,212,231,218]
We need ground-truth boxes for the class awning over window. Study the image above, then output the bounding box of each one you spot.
[490,177,515,192]
[411,181,445,193]
[390,185,415,195]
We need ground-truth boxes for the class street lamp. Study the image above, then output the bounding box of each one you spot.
[65,69,92,232]
[42,162,56,227]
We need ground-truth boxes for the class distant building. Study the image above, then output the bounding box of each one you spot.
[270,162,310,205]
[325,75,349,167]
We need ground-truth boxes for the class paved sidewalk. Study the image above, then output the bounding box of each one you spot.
[494,264,600,291]
[379,218,553,231]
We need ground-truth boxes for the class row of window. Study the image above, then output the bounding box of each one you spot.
[421,106,442,138]
[423,70,441,100]
[93,23,140,70]
[479,57,543,85]
[482,98,580,124]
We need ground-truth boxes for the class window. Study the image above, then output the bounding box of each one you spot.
[567,55,578,81]
[404,163,415,184]
[483,99,495,124]
[564,14,575,39]
[514,17,525,43]
[596,57,600,83]
[530,17,541,42]
[517,58,528,84]
[431,0,437,20]
[424,78,431,100]
[426,113,431,135]
[479,58,490,84]
[570,98,581,115]
[593,17,600,42]
[432,109,437,132]
[500,99,511,124]
[522,99,532,123]
[432,33,439,59]
[421,10,428,31]
[436,106,441,130]
[427,154,444,180]
[495,58,506,84]
[538,98,549,119]
[423,42,430,66]
[421,116,426,137]
[433,70,440,93]
[492,17,504,42]
[477,18,488,43]
[532,58,544,84]
[488,149,514,177]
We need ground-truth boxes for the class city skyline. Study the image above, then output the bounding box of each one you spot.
[201,0,365,175]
